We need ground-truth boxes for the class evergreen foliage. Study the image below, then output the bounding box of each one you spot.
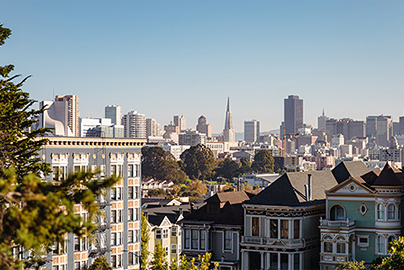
[251,149,275,173]
[151,241,168,270]
[141,146,187,184]
[180,144,215,180]
[377,236,404,270]
[141,211,150,270]
[214,158,241,181]
[88,256,112,270]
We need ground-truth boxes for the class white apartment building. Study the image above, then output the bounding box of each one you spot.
[178,130,206,146]
[123,111,146,139]
[40,137,144,270]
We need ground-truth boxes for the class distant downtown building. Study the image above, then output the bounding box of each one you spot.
[244,120,260,143]
[366,115,392,147]
[122,111,146,139]
[39,136,145,270]
[223,97,235,143]
[146,118,162,138]
[284,95,303,136]
[36,95,80,137]
[196,115,212,137]
[105,105,122,126]
[173,115,186,132]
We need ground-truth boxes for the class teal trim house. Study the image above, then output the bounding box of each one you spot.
[319,162,404,269]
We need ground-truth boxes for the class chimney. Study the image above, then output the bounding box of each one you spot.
[306,174,312,201]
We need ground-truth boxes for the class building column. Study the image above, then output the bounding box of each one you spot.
[241,250,248,270]
[289,253,293,270]
[266,252,270,270]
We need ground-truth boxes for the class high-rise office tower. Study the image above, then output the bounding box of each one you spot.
[317,109,328,131]
[37,95,79,137]
[105,105,122,125]
[223,97,235,143]
[244,120,260,143]
[399,116,404,136]
[366,115,392,147]
[122,111,146,138]
[173,115,186,132]
[196,115,212,137]
[284,95,303,136]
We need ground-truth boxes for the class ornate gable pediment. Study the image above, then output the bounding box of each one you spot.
[327,178,374,195]
[160,217,172,227]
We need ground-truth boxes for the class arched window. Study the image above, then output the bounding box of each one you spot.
[330,205,345,221]
[377,235,385,254]
[387,204,396,220]
[323,235,333,253]
[377,204,385,220]
[387,235,396,253]
[336,236,346,254]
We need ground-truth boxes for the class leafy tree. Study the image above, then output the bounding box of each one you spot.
[179,179,207,200]
[88,256,112,270]
[214,158,240,181]
[239,182,253,191]
[336,261,366,270]
[377,236,404,270]
[151,241,168,270]
[180,144,215,180]
[170,255,189,270]
[142,146,187,184]
[141,211,150,270]
[251,149,275,173]
[238,157,252,175]
[148,188,167,197]
[0,25,118,269]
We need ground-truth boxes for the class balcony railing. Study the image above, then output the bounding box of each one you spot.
[319,218,356,228]
[241,236,309,248]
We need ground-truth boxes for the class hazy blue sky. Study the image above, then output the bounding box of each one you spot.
[1,0,403,133]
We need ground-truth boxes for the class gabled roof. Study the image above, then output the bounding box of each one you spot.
[372,162,403,187]
[332,161,370,184]
[144,204,194,226]
[246,170,336,206]
[326,176,375,194]
[205,191,250,204]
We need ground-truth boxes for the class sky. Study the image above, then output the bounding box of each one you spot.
[1,0,403,134]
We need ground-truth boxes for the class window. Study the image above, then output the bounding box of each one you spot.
[224,231,232,251]
[330,205,345,220]
[111,233,117,246]
[74,262,80,270]
[357,235,369,247]
[74,237,80,251]
[270,253,278,270]
[111,255,117,268]
[270,219,278,238]
[387,204,396,220]
[280,220,288,239]
[129,251,134,265]
[388,236,396,252]
[200,230,206,250]
[171,244,177,254]
[111,188,116,200]
[128,208,134,221]
[156,229,162,239]
[81,261,87,269]
[192,230,199,249]
[172,227,177,237]
[281,253,288,270]
[128,186,134,199]
[377,204,384,220]
[117,165,123,176]
[135,186,141,199]
[378,235,385,254]
[117,187,122,200]
[324,242,333,253]
[110,165,116,176]
[128,230,134,243]
[294,254,300,269]
[128,164,134,177]
[118,210,122,222]
[337,242,345,254]
[117,254,122,267]
[135,208,140,221]
[163,229,169,239]
[117,232,122,245]
[52,166,66,181]
[135,229,140,242]
[165,246,169,255]
[252,217,259,236]
[81,236,87,251]
[111,210,117,223]
[293,220,300,239]
[185,230,190,249]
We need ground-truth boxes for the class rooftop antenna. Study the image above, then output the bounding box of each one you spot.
[52,88,55,99]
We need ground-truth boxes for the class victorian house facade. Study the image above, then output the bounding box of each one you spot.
[319,162,404,269]
[241,161,370,270]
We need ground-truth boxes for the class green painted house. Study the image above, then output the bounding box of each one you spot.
[319,162,404,270]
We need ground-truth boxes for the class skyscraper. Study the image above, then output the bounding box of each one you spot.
[317,109,328,131]
[105,105,122,125]
[173,115,186,132]
[223,97,235,143]
[244,120,260,143]
[122,111,146,139]
[196,115,212,137]
[284,95,303,136]
[366,115,392,147]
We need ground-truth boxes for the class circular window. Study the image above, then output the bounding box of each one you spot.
[349,185,356,192]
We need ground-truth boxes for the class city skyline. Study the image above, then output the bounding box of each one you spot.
[1,1,403,133]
